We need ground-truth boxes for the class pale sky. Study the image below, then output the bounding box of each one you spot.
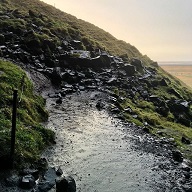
[41,0,192,62]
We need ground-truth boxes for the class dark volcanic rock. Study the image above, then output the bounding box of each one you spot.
[172,150,183,162]
[20,168,39,180]
[56,176,76,192]
[131,58,145,73]
[122,63,136,76]
[181,136,191,144]
[19,174,36,189]
[38,167,57,191]
[52,67,62,84]
[56,167,63,176]
[168,88,182,98]
[96,100,105,110]
[159,78,168,86]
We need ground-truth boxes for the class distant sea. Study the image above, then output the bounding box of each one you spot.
[158,61,192,66]
[159,61,192,88]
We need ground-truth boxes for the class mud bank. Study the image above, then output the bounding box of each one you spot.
[42,90,192,192]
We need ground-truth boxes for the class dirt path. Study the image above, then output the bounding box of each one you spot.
[42,90,189,192]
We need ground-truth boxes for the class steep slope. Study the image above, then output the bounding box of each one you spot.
[0,0,192,162]
[0,0,151,63]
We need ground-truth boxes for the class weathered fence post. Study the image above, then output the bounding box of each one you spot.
[10,89,18,168]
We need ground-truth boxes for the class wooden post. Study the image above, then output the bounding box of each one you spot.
[10,89,18,168]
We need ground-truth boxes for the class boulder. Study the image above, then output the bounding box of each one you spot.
[38,167,58,192]
[26,39,42,54]
[155,101,169,117]
[43,39,57,51]
[56,97,62,104]
[70,40,83,50]
[44,58,56,68]
[177,114,191,127]
[96,100,105,110]
[131,58,145,73]
[159,78,168,86]
[20,168,39,180]
[56,176,76,192]
[52,67,62,84]
[35,158,48,172]
[90,53,112,69]
[62,71,78,84]
[149,95,161,103]
[56,167,63,176]
[19,175,36,189]
[168,100,190,113]
[168,88,182,99]
[181,136,191,144]
[122,64,136,76]
[143,127,150,133]
[107,77,118,85]
[172,150,183,162]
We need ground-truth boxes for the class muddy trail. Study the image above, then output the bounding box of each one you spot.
[42,90,191,192]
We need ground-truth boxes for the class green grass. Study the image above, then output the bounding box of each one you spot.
[0,59,54,166]
[114,87,192,161]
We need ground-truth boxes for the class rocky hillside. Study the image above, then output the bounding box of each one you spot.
[0,0,192,161]
[0,0,151,64]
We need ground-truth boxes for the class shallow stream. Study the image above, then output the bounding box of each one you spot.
[42,91,183,192]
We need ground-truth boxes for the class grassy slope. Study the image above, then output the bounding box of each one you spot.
[0,59,54,166]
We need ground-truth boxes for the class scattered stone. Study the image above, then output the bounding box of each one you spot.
[36,158,48,172]
[131,58,145,73]
[56,97,62,104]
[20,168,39,180]
[181,136,191,144]
[172,150,183,163]
[96,100,105,110]
[143,127,150,133]
[56,176,76,192]
[183,171,190,179]
[159,78,168,86]
[56,167,63,176]
[182,184,192,192]
[38,167,58,191]
[19,174,36,189]
[122,63,136,76]
[111,107,120,114]
[182,165,191,172]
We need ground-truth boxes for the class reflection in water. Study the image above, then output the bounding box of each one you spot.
[42,92,177,192]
